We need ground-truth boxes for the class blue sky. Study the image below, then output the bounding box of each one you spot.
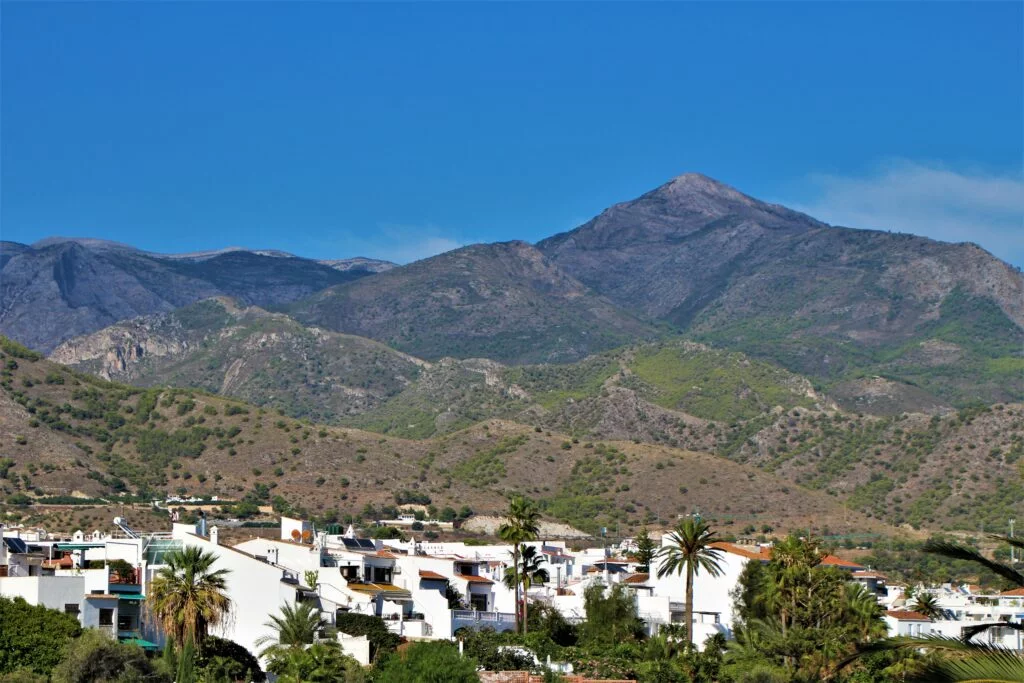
[2,2,1022,265]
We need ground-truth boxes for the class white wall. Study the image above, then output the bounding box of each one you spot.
[176,531,299,663]
[649,540,751,636]
[0,575,85,613]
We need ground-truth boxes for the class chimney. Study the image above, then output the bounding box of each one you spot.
[209,527,219,546]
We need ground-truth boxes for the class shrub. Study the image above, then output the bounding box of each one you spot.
[52,630,167,683]
[333,613,400,662]
[374,641,478,683]
[0,597,82,675]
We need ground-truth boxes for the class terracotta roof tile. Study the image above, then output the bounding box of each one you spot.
[1000,587,1024,597]
[419,570,447,581]
[458,574,494,584]
[709,542,765,560]
[821,554,864,569]
[886,610,931,621]
[623,573,650,585]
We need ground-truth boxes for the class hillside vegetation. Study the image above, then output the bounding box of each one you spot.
[538,174,1024,408]
[50,299,426,424]
[0,336,891,538]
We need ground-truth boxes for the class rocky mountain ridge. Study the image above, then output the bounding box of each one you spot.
[5,172,1021,410]
[0,239,384,353]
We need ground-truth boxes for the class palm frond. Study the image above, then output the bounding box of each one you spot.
[923,540,1024,587]
[840,634,1024,677]
[989,534,1024,553]
[912,648,1024,683]
[959,621,1024,643]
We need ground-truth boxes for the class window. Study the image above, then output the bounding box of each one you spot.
[118,615,133,630]
[99,608,114,626]
[64,603,80,615]
[469,593,488,611]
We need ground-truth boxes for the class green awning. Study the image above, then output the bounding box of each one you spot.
[117,594,146,601]
[57,543,104,550]
[121,637,159,650]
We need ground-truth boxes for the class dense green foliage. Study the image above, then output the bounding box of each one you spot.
[265,643,364,683]
[195,636,264,682]
[0,597,82,676]
[333,613,400,662]
[51,630,167,683]
[373,641,479,683]
[577,582,646,647]
[728,536,890,681]
[627,344,815,421]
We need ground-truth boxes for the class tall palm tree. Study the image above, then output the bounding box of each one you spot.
[655,517,725,649]
[148,546,231,649]
[256,602,329,660]
[502,545,549,635]
[498,495,541,634]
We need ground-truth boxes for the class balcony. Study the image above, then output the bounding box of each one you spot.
[452,610,516,634]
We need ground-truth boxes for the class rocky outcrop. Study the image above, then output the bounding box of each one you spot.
[50,327,188,379]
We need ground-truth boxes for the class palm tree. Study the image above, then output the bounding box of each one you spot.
[502,544,550,635]
[267,642,358,683]
[256,602,330,660]
[841,534,1024,681]
[498,495,541,634]
[845,583,887,643]
[655,516,725,649]
[148,546,231,649]
[910,592,943,620]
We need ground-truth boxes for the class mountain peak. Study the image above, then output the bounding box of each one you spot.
[656,172,759,207]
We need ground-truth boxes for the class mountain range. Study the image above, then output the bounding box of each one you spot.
[2,172,1022,534]
[4,173,1020,406]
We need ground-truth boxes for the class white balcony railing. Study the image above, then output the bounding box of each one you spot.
[452,610,517,633]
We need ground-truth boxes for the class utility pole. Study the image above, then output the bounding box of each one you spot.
[1010,519,1016,564]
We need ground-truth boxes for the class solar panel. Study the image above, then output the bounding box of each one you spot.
[357,539,376,550]
[341,538,360,550]
[3,538,29,554]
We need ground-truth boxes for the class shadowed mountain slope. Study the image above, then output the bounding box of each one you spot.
[286,240,661,364]
[0,239,378,353]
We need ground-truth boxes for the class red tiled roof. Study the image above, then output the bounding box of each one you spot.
[709,542,766,560]
[419,570,447,581]
[623,573,650,585]
[821,554,864,570]
[1000,587,1024,596]
[458,574,494,584]
[886,610,931,621]
[42,556,74,569]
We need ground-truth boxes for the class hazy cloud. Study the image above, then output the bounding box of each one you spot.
[786,161,1024,266]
